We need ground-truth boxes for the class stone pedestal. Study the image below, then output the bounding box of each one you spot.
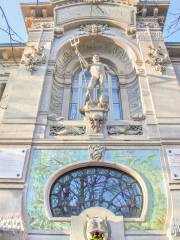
[81,105,108,136]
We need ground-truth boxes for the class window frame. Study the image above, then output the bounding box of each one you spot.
[45,161,148,222]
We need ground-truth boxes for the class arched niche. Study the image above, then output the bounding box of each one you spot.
[49,35,143,120]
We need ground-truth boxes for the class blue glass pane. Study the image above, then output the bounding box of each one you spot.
[112,89,119,103]
[69,104,78,120]
[84,70,91,79]
[50,167,143,218]
[72,79,79,87]
[111,76,119,88]
[71,89,78,103]
[105,79,108,88]
[113,103,121,120]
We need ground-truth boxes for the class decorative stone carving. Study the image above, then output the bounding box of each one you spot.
[71,207,125,240]
[142,7,147,17]
[170,218,180,237]
[47,114,64,121]
[81,97,109,133]
[54,26,64,38]
[126,25,136,37]
[50,125,86,136]
[89,144,105,161]
[49,115,86,136]
[107,125,143,135]
[146,45,171,72]
[137,18,160,29]
[130,112,146,121]
[0,215,24,232]
[79,24,109,35]
[21,46,46,73]
[86,216,109,240]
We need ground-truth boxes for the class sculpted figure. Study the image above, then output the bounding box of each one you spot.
[86,216,109,240]
[76,51,113,105]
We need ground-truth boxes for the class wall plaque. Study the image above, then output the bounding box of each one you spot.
[166,149,180,180]
[0,148,27,179]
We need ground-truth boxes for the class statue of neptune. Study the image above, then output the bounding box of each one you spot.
[70,36,113,105]
[77,53,114,105]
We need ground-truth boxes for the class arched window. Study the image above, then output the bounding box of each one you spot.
[49,166,143,218]
[69,69,122,120]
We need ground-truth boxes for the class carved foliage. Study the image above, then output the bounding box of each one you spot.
[146,46,171,72]
[21,46,46,73]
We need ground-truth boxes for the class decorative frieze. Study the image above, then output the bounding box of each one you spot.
[50,125,86,136]
[107,125,143,135]
[88,144,105,161]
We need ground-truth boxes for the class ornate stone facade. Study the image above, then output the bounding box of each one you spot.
[0,1,180,240]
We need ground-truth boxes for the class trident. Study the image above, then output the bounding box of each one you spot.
[70,35,80,56]
[69,35,88,85]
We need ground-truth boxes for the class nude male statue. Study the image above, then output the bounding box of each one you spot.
[76,52,114,104]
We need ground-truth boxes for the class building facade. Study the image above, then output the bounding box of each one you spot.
[0,0,180,239]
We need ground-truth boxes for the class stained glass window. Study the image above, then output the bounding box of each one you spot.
[50,166,143,218]
[69,69,122,120]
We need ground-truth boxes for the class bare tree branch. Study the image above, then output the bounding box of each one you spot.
[0,6,25,64]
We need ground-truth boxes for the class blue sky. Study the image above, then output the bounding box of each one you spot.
[0,0,179,44]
